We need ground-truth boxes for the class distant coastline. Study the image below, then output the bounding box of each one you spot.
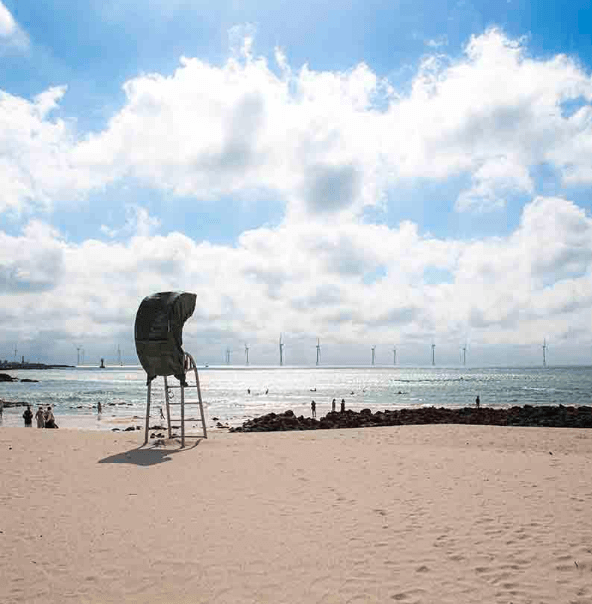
[0,362,74,370]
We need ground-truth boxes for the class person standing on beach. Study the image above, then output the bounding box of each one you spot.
[35,405,45,428]
[45,406,58,429]
[97,402,102,414]
[23,405,33,426]
[475,395,480,409]
[311,400,316,418]
[332,398,336,412]
[0,400,3,416]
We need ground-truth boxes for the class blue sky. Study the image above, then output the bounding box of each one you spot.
[0,0,591,366]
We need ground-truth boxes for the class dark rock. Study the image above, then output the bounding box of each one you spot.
[112,428,120,432]
[124,426,136,431]
[19,379,39,383]
[0,373,17,382]
[230,405,592,433]
[1,400,28,408]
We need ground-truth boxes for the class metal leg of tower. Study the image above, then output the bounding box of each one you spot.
[164,375,172,439]
[144,380,151,445]
[181,377,185,448]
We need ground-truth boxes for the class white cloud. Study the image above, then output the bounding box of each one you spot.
[455,155,534,212]
[101,205,161,238]
[0,1,29,49]
[0,196,590,363]
[0,28,592,363]
[1,28,592,218]
[425,35,448,48]
[0,86,75,214]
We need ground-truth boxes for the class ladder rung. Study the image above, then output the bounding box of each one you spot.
[166,401,202,405]
[168,418,203,422]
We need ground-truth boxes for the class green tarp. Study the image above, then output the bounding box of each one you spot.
[134,291,197,384]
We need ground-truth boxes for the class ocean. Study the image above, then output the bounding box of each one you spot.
[1,365,592,431]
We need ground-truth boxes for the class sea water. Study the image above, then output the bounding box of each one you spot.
[1,365,592,430]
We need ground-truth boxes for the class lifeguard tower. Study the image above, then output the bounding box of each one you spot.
[134,291,207,447]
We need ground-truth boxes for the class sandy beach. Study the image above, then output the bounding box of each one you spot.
[2,424,592,604]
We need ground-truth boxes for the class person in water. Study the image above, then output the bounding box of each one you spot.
[23,405,33,426]
[475,395,480,409]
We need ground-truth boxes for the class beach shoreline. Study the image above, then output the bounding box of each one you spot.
[3,424,592,603]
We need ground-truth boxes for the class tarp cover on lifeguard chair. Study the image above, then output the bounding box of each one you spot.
[135,291,197,384]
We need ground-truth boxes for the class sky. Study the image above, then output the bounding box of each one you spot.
[0,0,591,367]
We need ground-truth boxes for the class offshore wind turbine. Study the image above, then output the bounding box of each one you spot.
[316,338,321,366]
[431,343,436,366]
[371,345,376,366]
[76,346,81,366]
[225,347,231,365]
[462,344,467,366]
[542,339,547,367]
[393,346,397,365]
[117,344,122,366]
[279,334,284,366]
[244,343,249,366]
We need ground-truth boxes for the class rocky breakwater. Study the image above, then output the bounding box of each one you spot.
[230,405,592,432]
[0,373,39,383]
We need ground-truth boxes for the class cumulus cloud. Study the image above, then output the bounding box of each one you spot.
[0,86,75,214]
[0,1,29,49]
[1,29,592,363]
[0,196,590,363]
[1,28,592,218]
[455,155,534,212]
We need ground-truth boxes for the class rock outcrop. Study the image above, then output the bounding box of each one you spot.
[230,405,592,432]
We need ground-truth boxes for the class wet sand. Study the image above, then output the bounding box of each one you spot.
[2,424,592,603]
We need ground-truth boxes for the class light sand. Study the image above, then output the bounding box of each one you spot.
[2,424,592,604]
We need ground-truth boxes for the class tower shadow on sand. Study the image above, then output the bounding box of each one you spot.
[98,438,202,467]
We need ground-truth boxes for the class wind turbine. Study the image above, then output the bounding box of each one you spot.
[462,343,467,366]
[393,346,397,365]
[542,339,547,367]
[244,343,249,366]
[279,334,284,366]
[371,346,376,366]
[117,344,122,366]
[76,346,81,366]
[431,343,436,366]
[316,338,321,366]
[225,347,231,365]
